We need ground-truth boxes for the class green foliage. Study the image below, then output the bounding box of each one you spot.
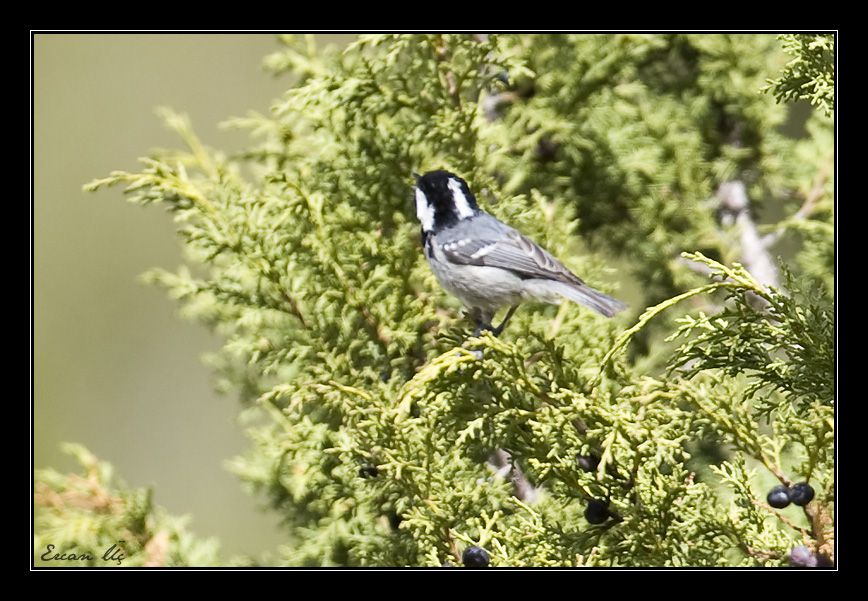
[486,34,798,303]
[668,260,833,416]
[34,444,219,567]
[36,34,834,567]
[783,111,834,294]
[767,34,835,116]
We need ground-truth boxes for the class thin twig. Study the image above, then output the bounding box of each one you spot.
[281,290,310,329]
[743,544,781,562]
[752,499,812,538]
[762,171,829,248]
[446,528,462,563]
[431,35,460,107]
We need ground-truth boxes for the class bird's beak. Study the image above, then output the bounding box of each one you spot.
[412,171,422,183]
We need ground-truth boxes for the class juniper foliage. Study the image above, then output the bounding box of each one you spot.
[767,33,834,116]
[36,34,834,567]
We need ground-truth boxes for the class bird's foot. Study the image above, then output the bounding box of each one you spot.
[468,306,519,357]
[469,321,495,359]
[472,322,494,338]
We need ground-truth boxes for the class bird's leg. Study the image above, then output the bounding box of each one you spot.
[467,309,493,359]
[492,305,519,337]
[470,308,494,337]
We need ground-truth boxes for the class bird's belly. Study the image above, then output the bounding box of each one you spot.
[429,260,524,312]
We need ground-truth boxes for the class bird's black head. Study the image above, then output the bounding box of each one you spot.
[414,170,480,232]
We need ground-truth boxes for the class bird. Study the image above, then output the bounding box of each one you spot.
[413,170,625,336]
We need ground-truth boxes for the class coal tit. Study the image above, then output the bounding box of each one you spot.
[414,170,625,335]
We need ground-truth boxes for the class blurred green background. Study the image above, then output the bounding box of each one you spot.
[33,33,325,556]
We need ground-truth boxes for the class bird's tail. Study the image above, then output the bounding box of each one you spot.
[543,280,627,318]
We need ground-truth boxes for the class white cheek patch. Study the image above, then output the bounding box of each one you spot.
[415,188,435,232]
[448,178,475,219]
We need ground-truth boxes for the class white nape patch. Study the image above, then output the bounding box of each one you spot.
[415,188,435,232]
[448,178,475,219]
[470,243,497,259]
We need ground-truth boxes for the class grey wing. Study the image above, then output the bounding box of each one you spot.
[439,226,586,287]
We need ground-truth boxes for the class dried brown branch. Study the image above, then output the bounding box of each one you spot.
[489,449,539,503]
[803,502,835,562]
[716,181,779,291]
